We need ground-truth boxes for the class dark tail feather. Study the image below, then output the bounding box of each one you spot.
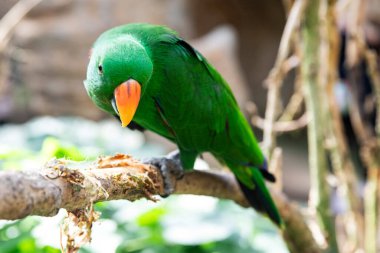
[259,158,276,182]
[237,169,282,227]
[247,159,276,182]
[259,169,276,183]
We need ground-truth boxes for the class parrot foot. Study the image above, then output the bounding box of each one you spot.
[142,150,184,197]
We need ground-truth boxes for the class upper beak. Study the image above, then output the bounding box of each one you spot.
[112,79,141,127]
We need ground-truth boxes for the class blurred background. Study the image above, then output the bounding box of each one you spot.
[0,0,379,252]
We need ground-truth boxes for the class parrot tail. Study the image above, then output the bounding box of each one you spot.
[237,168,283,227]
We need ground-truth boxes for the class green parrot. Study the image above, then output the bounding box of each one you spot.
[84,23,282,226]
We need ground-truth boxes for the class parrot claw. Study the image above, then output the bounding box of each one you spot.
[142,150,184,197]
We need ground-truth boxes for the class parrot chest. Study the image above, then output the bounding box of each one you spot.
[134,87,225,154]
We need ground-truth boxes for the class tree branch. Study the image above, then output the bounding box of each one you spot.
[0,154,321,253]
[0,0,44,53]
[300,0,339,251]
[262,0,307,157]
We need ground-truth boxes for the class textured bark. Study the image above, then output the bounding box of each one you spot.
[0,154,164,219]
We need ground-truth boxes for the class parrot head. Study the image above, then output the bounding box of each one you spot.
[84,35,153,127]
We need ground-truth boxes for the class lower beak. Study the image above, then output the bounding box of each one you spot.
[112,79,141,127]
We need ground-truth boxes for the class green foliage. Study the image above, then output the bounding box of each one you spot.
[87,196,286,253]
[0,149,33,171]
[137,207,167,227]
[40,137,85,161]
[0,219,60,253]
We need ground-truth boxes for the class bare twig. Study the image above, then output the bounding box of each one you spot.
[262,0,307,157]
[278,87,304,122]
[0,0,44,53]
[251,112,308,133]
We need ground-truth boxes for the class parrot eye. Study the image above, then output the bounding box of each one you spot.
[98,64,103,74]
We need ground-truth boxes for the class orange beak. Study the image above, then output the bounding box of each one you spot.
[112,79,141,127]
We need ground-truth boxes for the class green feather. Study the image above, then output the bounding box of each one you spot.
[84,23,282,226]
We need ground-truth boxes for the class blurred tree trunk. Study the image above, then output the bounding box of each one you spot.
[300,0,338,251]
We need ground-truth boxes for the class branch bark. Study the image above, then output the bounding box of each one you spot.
[0,154,321,253]
[300,0,338,252]
[320,0,363,251]
[345,0,380,252]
